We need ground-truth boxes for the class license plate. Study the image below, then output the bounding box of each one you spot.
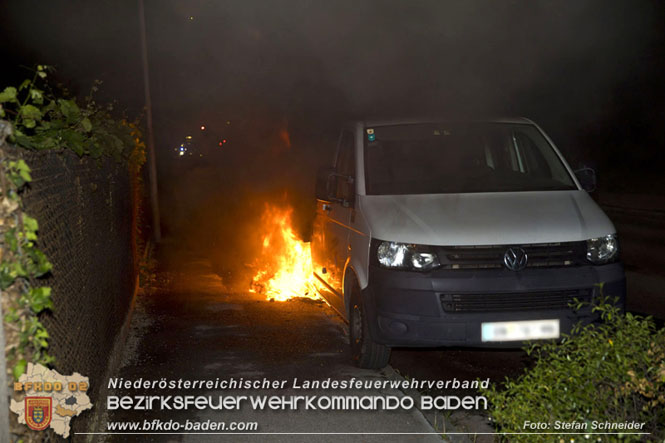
[481,319,560,342]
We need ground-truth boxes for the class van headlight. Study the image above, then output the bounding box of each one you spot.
[586,234,619,264]
[376,241,441,271]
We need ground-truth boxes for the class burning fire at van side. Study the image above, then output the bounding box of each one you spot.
[249,204,320,302]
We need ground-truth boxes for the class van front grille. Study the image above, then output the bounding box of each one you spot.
[436,242,587,270]
[440,289,592,313]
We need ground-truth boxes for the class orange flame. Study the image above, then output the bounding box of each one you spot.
[249,204,319,302]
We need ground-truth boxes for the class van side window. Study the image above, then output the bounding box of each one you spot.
[335,130,355,201]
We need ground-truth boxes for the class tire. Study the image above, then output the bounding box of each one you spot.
[349,280,391,369]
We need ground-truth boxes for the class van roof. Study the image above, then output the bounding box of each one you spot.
[359,117,534,127]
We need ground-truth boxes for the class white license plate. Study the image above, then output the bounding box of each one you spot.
[481,319,560,342]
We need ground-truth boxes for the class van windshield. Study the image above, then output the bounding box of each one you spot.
[364,122,577,195]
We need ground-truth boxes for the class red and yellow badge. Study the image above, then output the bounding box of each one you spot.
[25,397,52,431]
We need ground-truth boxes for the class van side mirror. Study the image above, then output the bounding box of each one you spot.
[315,167,336,201]
[315,167,355,205]
[574,167,597,193]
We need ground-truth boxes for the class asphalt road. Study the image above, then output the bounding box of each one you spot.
[96,244,443,443]
[601,201,665,320]
[94,190,664,443]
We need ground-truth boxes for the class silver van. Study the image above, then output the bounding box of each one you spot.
[311,118,626,369]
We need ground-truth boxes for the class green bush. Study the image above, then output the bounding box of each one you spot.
[0,65,136,160]
[482,300,665,442]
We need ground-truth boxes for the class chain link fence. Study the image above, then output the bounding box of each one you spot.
[4,143,144,437]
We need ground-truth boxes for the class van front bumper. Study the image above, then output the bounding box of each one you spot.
[362,263,626,347]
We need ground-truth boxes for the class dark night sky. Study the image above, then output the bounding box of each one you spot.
[1,0,664,196]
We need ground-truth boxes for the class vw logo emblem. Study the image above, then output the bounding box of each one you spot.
[504,247,528,271]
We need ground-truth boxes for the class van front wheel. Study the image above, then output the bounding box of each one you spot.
[349,283,391,369]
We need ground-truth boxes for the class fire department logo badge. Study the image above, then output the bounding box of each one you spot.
[25,397,52,431]
[11,364,92,438]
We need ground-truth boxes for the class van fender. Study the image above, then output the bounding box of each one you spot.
[342,256,368,318]
[343,261,385,345]
[346,255,368,290]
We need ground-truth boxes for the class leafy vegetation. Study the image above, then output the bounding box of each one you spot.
[1,66,145,380]
[0,65,136,160]
[0,158,54,379]
[482,299,665,442]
